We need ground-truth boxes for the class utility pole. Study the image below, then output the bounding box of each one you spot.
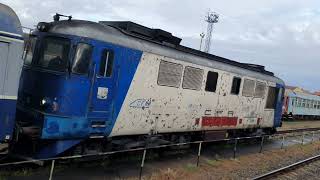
[204,11,219,53]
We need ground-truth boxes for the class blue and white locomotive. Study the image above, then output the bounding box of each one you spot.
[16,15,285,159]
[0,3,24,154]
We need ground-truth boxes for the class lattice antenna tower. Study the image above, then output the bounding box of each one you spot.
[204,11,219,53]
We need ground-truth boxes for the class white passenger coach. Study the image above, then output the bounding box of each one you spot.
[0,3,24,154]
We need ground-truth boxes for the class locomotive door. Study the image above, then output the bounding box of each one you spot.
[0,42,9,96]
[89,45,118,131]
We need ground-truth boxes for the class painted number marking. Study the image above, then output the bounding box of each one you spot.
[130,98,152,109]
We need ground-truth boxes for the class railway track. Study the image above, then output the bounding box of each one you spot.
[276,127,320,134]
[1,127,320,168]
[253,154,320,180]
[1,127,320,179]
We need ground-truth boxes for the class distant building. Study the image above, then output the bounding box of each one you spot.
[314,92,320,96]
[285,86,311,96]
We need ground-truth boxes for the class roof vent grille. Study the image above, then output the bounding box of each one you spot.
[99,21,182,46]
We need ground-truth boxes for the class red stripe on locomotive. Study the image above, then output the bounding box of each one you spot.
[202,116,238,127]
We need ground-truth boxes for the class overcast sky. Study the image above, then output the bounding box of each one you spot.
[3,0,320,91]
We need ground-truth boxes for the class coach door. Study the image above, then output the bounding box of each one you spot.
[89,45,118,132]
[0,42,9,97]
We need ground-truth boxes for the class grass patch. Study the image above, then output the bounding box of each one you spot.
[184,163,198,172]
[206,159,218,166]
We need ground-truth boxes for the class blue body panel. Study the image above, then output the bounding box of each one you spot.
[19,68,91,117]
[35,140,82,159]
[0,99,16,142]
[274,83,285,127]
[42,116,89,139]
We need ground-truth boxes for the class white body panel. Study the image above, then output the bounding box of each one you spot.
[110,52,276,137]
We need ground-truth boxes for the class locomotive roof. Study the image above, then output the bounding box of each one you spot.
[0,3,22,35]
[44,20,284,85]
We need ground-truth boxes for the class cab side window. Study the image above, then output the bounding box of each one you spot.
[99,49,114,77]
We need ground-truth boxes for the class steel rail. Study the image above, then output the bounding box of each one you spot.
[252,154,320,180]
[277,127,320,134]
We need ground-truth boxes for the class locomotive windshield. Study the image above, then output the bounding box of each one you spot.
[23,36,37,65]
[72,43,93,74]
[37,37,70,72]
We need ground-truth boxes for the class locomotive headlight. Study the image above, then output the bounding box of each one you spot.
[40,97,51,106]
[36,22,50,32]
[40,97,59,112]
[41,99,46,105]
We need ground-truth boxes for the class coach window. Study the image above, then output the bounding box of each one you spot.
[72,43,93,74]
[99,50,114,77]
[309,100,312,108]
[292,98,296,106]
[296,98,299,107]
[297,98,301,107]
[307,100,311,109]
[231,77,242,95]
[157,61,183,88]
[265,86,279,109]
[302,99,306,108]
[205,71,218,92]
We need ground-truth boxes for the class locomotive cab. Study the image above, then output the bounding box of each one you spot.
[16,19,128,157]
